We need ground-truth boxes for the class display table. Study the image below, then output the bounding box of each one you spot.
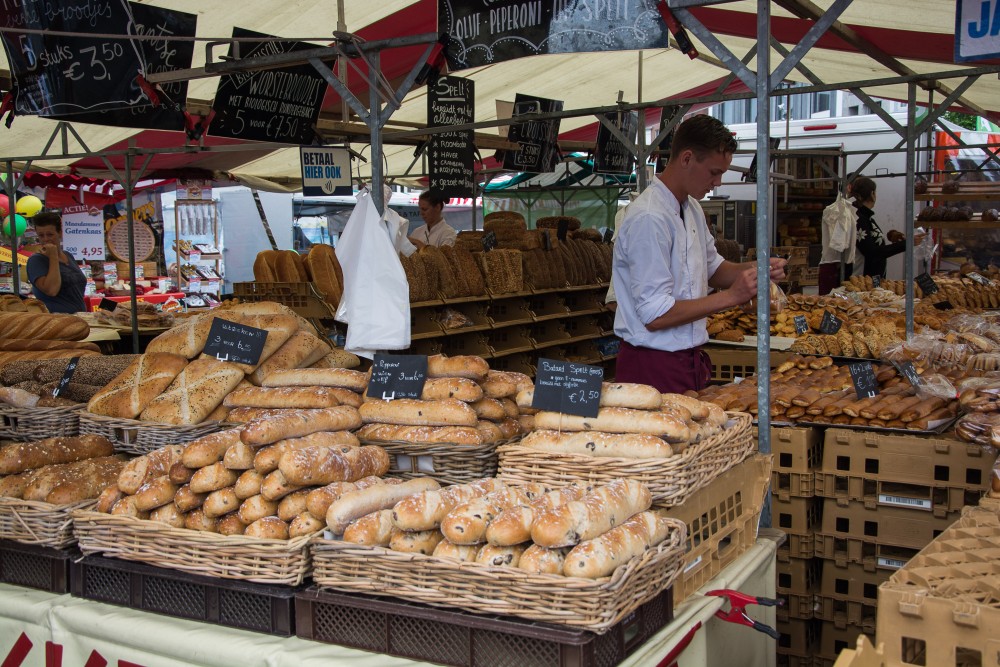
[83,292,186,311]
[0,535,778,667]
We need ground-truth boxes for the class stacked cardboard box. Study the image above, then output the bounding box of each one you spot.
[812,428,993,666]
[770,426,824,667]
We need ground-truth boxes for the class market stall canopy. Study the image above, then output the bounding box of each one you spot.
[0,0,996,189]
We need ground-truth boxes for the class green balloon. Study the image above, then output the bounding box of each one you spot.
[3,214,26,236]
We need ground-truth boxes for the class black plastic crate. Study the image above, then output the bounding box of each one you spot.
[70,554,296,636]
[0,539,73,593]
[296,586,673,667]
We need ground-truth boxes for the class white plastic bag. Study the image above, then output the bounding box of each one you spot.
[823,193,855,253]
[334,189,411,358]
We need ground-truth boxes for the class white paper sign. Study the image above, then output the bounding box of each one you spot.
[956,0,1000,61]
[60,204,106,260]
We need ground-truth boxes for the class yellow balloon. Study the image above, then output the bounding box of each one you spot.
[15,195,42,217]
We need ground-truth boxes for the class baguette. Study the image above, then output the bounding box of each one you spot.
[289,511,324,538]
[517,383,661,411]
[133,476,179,512]
[239,406,363,446]
[181,429,243,468]
[86,353,188,419]
[278,445,390,486]
[244,516,289,540]
[0,339,99,353]
[562,511,672,578]
[0,434,114,475]
[117,444,185,495]
[520,430,675,458]
[223,386,341,409]
[0,386,39,408]
[139,358,245,425]
[427,354,489,381]
[262,367,367,391]
[391,478,504,532]
[188,462,239,494]
[0,472,34,499]
[43,456,127,505]
[0,312,89,341]
[323,387,363,408]
[660,393,711,421]
[248,330,328,386]
[389,528,443,555]
[304,476,396,519]
[237,494,279,523]
[518,544,570,574]
[531,479,652,548]
[326,477,440,534]
[342,509,395,546]
[356,423,482,445]
[225,407,296,423]
[253,431,360,474]
[358,398,478,427]
[533,408,691,443]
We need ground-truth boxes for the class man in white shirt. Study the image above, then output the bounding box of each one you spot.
[408,190,457,248]
[612,114,786,393]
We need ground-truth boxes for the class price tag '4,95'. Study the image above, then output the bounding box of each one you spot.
[531,358,604,418]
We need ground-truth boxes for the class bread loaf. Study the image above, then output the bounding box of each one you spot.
[173,484,208,512]
[133,476,179,512]
[440,486,529,545]
[248,330,328,386]
[306,480,367,519]
[563,512,672,578]
[0,434,114,475]
[43,456,127,505]
[305,244,343,307]
[389,528,444,555]
[262,367,367,391]
[531,479,652,548]
[485,486,587,547]
[358,398,477,427]
[86,353,188,418]
[253,251,277,282]
[533,408,691,443]
[326,477,440,534]
[518,544,570,574]
[427,354,489,381]
[521,430,676,458]
[184,509,218,533]
[235,469,265,499]
[0,338,99,353]
[289,511,325,538]
[237,494,279,523]
[223,441,256,470]
[342,509,395,546]
[139,358,245,425]
[0,386,39,408]
[252,431,360,474]
[0,472,36,500]
[168,461,195,485]
[356,423,482,445]
[470,398,506,421]
[497,418,521,439]
[32,355,140,387]
[189,462,239,494]
[476,421,503,444]
[432,540,480,561]
[117,444,185,495]
[278,445,390,486]
[481,370,533,399]
[476,543,527,567]
[599,383,663,410]
[0,312,89,340]
[245,516,289,540]
[260,470,303,501]
[419,377,484,402]
[217,513,248,536]
[391,478,504,532]
[181,429,243,469]
[149,503,185,529]
[239,406,363,446]
[277,489,311,522]
[223,386,341,409]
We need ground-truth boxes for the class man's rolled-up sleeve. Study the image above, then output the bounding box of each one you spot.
[623,214,676,325]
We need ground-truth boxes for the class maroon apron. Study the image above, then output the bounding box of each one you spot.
[615,340,712,393]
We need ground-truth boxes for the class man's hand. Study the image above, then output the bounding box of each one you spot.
[729,267,758,305]
[408,236,427,250]
[768,256,787,281]
[887,230,904,243]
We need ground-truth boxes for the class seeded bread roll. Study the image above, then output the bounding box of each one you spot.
[189,462,239,494]
[520,430,676,458]
[118,445,186,495]
[150,503,185,529]
[278,445,390,486]
[533,408,691,443]
[432,539,480,562]
[481,370,533,399]
[94,484,123,512]
[563,512,674,578]
[223,441,256,470]
[389,527,444,555]
[181,430,243,469]
[260,470,304,501]
[184,509,218,532]
[238,494,279,524]
[0,434,114,475]
[518,544,570,574]
[217,513,248,536]
[168,461,195,485]
[133,476,179,512]
[305,477,389,518]
[289,511,325,538]
[252,431,360,474]
[277,489,311,522]
[440,486,529,545]
[531,479,652,548]
[234,469,265,499]
[203,487,241,518]
[476,543,527,567]
[342,509,395,546]
[391,478,505,532]
[0,386,38,408]
[86,353,188,419]
[38,456,127,505]
[174,484,208,512]
[470,398,506,422]
[111,495,147,518]
[244,516,289,540]
[485,486,587,547]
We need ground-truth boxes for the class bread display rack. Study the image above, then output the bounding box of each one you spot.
[78,413,226,455]
[173,199,223,298]
[361,436,518,486]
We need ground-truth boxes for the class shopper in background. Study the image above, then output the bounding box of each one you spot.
[612,114,786,393]
[25,211,87,313]
[408,189,457,249]
[852,176,925,279]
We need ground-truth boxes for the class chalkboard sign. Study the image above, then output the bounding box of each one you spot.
[0,3,195,129]
[968,272,991,286]
[428,76,476,198]
[794,315,809,335]
[892,360,923,388]
[440,0,669,70]
[51,357,80,398]
[916,272,939,295]
[209,28,327,144]
[872,275,881,288]
[503,94,563,173]
[933,300,954,310]
[203,318,268,366]
[594,111,638,175]
[819,311,842,335]
[848,361,879,399]
[366,354,428,400]
[482,231,498,252]
[98,298,118,312]
[531,358,604,418]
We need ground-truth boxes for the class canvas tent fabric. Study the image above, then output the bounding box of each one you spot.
[0,0,996,188]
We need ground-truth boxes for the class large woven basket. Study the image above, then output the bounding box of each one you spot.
[79,412,226,455]
[497,412,753,507]
[310,517,686,634]
[359,437,518,485]
[0,497,94,548]
[0,404,84,441]
[72,510,313,585]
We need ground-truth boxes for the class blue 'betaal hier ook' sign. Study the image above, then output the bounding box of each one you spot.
[956,0,1000,62]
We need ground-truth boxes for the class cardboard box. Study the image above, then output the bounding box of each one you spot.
[821,428,994,491]
[660,454,770,606]
[814,595,877,632]
[818,623,874,664]
[819,560,891,605]
[814,473,982,518]
[777,557,822,595]
[773,496,823,535]
[819,498,959,550]
[813,533,919,570]
[776,618,820,656]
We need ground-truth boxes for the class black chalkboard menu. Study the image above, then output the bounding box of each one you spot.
[503,94,562,173]
[594,111,638,175]
[209,28,327,144]
[203,318,268,367]
[428,75,476,198]
[0,2,195,130]
[532,358,604,418]
[366,354,428,400]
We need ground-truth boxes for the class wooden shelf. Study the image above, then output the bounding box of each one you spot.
[922,219,1000,230]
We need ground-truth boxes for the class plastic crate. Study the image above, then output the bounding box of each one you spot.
[71,554,296,636]
[777,617,821,656]
[295,586,673,667]
[776,591,816,621]
[814,596,877,633]
[818,623,874,667]
[814,534,919,570]
[819,498,959,551]
[0,539,72,593]
[773,496,823,536]
[780,533,817,560]
[814,473,981,518]
[708,346,796,383]
[819,560,891,606]
[232,281,334,318]
[777,557,822,595]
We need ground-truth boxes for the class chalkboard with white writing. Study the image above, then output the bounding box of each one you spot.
[428,75,476,198]
[848,361,878,400]
[203,318,268,366]
[503,93,562,173]
[531,358,604,418]
[916,272,939,295]
[366,354,428,400]
[819,311,842,335]
[594,111,638,175]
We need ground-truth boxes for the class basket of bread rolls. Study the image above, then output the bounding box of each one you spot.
[496,384,752,506]
[73,403,388,585]
[357,360,532,485]
[0,385,87,440]
[311,477,687,633]
[0,435,125,547]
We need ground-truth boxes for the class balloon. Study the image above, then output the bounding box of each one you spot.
[3,214,26,236]
[15,195,42,217]
[0,194,8,218]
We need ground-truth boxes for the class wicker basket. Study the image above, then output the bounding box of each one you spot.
[0,497,94,548]
[72,510,314,585]
[496,412,753,507]
[359,437,517,486]
[0,404,84,441]
[79,412,226,455]
[311,516,686,633]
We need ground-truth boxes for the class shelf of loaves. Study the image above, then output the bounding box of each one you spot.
[920,217,1000,230]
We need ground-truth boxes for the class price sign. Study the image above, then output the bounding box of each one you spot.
[98,298,118,312]
[892,360,923,388]
[968,272,991,286]
[482,231,498,252]
[793,315,809,335]
[202,317,268,366]
[872,275,881,288]
[366,353,428,400]
[52,357,80,398]
[916,272,939,295]
[848,361,879,399]
[819,311,842,335]
[531,358,604,418]
[933,300,954,310]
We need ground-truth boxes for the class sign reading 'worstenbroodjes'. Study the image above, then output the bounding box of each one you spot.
[439,0,669,69]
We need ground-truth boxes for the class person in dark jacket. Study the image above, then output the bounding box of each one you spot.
[852,176,924,279]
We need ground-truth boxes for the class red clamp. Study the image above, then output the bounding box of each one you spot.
[183,109,215,141]
[134,73,161,107]
[0,89,16,128]
[705,589,783,639]
[656,1,699,60]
